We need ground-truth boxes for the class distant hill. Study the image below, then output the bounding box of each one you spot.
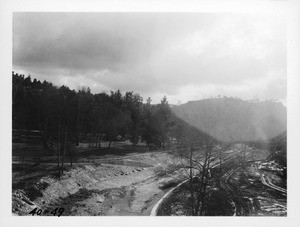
[171,98,287,142]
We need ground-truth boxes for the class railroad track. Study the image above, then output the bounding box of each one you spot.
[219,167,239,216]
[261,173,287,195]
[150,149,244,216]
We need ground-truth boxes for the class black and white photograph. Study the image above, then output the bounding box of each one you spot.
[1,0,300,226]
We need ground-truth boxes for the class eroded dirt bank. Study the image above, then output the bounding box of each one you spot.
[12,151,177,216]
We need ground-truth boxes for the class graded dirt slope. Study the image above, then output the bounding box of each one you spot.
[12,151,178,216]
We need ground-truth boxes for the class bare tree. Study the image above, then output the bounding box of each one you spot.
[158,98,236,215]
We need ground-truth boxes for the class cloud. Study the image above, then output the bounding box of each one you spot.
[13,13,286,104]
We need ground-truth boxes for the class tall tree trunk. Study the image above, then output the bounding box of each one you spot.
[190,144,193,179]
[43,118,48,148]
[61,125,68,175]
[199,183,208,216]
[75,123,79,146]
[189,144,197,215]
[189,179,195,215]
[76,100,80,146]
[57,120,61,178]
[70,147,73,167]
[22,130,29,174]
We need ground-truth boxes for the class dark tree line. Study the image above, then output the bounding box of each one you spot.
[12,72,175,153]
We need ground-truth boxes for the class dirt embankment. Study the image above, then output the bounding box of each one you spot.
[12,151,177,216]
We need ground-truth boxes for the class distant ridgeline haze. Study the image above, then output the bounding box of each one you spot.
[171,98,287,142]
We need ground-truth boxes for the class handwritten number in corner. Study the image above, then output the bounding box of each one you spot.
[29,207,64,216]
[29,207,42,216]
[50,208,64,217]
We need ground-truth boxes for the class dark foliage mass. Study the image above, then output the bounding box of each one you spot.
[13,71,193,176]
[12,71,180,150]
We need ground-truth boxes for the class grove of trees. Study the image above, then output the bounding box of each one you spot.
[12,72,176,176]
[13,72,176,148]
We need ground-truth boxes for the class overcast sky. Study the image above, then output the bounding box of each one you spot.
[13,12,286,105]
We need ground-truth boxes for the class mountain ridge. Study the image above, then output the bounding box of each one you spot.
[171,97,287,142]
